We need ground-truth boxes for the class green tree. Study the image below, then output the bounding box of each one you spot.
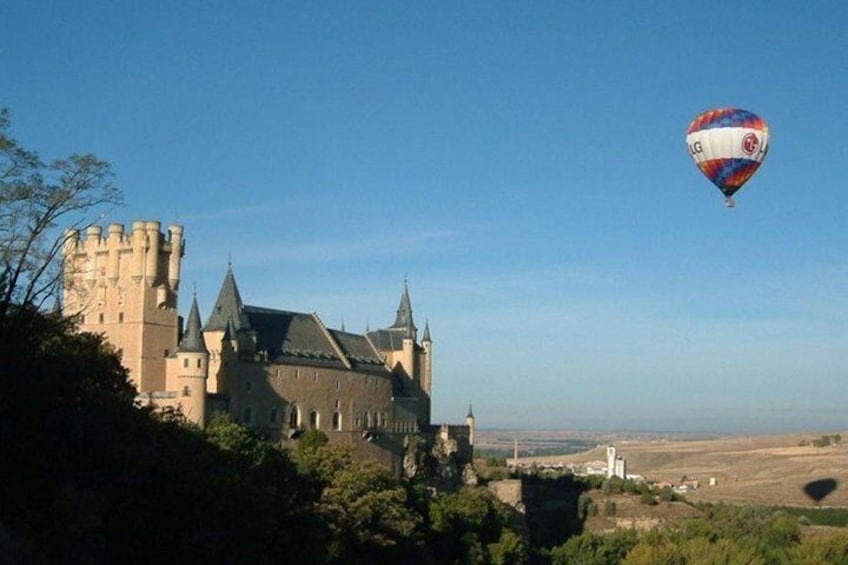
[552,529,639,565]
[787,531,848,564]
[429,487,518,564]
[318,459,421,563]
[205,411,281,467]
[488,529,527,565]
[577,492,594,519]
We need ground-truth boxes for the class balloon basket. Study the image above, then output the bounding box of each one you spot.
[725,197,735,208]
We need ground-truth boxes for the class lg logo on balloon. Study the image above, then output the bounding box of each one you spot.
[688,140,703,156]
[742,133,759,156]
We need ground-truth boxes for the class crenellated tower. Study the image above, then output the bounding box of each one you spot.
[62,221,183,391]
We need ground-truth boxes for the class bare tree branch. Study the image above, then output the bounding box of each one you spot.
[0,109,123,326]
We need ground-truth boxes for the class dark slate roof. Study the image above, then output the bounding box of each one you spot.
[390,281,416,335]
[328,329,386,369]
[178,296,208,354]
[422,320,431,342]
[203,267,250,332]
[366,328,411,352]
[200,266,394,373]
[243,306,389,374]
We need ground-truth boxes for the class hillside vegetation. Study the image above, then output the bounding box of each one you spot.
[520,433,848,507]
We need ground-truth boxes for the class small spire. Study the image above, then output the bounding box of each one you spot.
[391,278,416,336]
[423,319,431,342]
[340,318,346,332]
[178,296,208,354]
[467,404,474,418]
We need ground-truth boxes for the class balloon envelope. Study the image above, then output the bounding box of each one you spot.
[686,108,770,201]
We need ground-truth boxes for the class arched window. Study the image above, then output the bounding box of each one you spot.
[182,385,191,397]
[289,404,300,429]
[243,407,253,425]
[332,412,342,431]
[309,410,319,429]
[365,411,372,429]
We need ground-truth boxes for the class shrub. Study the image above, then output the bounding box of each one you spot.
[639,491,657,506]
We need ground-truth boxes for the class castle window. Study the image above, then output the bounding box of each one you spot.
[289,405,300,429]
[118,312,124,323]
[182,385,191,397]
[313,371,318,382]
[335,400,340,409]
[98,313,104,324]
[309,410,319,429]
[354,412,362,428]
[336,380,340,390]
[243,407,253,425]
[375,411,381,428]
[332,412,342,431]
[245,380,252,392]
[164,349,169,357]
[365,411,372,429]
[269,408,279,425]
[183,358,189,368]
[197,359,202,368]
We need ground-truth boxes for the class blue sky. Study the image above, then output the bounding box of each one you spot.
[4,2,847,433]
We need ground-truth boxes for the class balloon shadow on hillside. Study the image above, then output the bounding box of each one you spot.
[803,478,838,505]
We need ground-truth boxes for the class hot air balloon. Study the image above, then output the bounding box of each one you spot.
[686,108,770,207]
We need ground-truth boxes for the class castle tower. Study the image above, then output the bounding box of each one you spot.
[421,320,432,396]
[172,295,209,427]
[395,280,417,381]
[62,221,183,391]
[202,264,249,393]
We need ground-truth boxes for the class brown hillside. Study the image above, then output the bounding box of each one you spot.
[518,432,848,507]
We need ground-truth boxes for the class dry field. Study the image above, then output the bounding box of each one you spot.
[516,432,848,508]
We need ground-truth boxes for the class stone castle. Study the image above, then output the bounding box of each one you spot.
[62,220,474,477]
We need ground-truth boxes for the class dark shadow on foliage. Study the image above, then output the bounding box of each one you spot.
[521,474,587,551]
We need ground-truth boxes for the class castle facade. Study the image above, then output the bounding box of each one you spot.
[62,221,473,476]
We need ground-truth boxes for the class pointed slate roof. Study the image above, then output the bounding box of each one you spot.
[178,296,208,354]
[197,263,390,373]
[422,319,431,342]
[368,280,423,350]
[203,266,250,332]
[390,280,417,335]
